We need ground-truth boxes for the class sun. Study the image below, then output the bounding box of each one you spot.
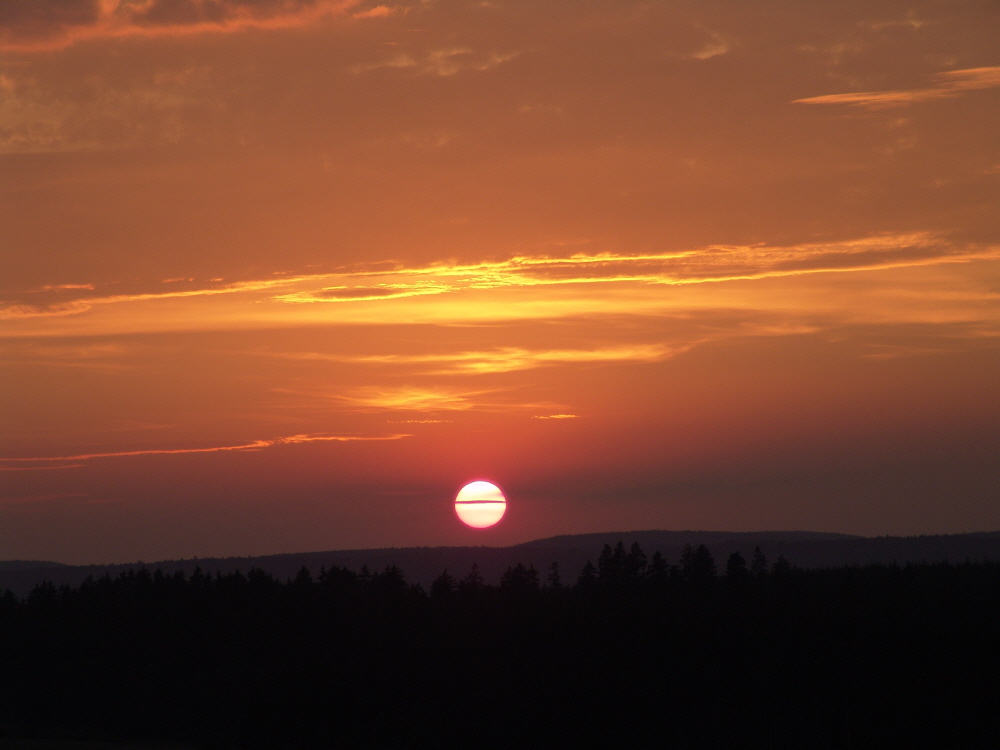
[454,481,507,528]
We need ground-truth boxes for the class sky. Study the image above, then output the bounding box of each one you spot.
[1,0,999,564]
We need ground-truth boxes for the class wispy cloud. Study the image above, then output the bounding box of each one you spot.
[2,232,997,334]
[794,67,1000,109]
[0,0,368,52]
[0,341,134,372]
[266,343,681,375]
[0,64,222,153]
[862,17,924,31]
[388,419,449,424]
[287,385,567,414]
[352,5,396,20]
[333,387,487,411]
[687,32,728,60]
[350,47,518,77]
[275,282,453,304]
[346,231,988,288]
[0,432,410,467]
[0,464,85,472]
[0,274,317,320]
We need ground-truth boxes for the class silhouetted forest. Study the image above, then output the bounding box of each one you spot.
[8,529,1000,596]
[2,542,998,749]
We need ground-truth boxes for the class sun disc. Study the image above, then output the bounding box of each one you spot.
[455,481,506,528]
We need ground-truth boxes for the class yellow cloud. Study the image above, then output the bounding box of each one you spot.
[274,282,454,304]
[2,232,997,337]
[323,232,997,290]
[267,343,680,375]
[334,387,485,411]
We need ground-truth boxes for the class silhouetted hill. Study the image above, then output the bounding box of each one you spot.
[515,530,1000,582]
[0,561,67,571]
[4,530,1000,596]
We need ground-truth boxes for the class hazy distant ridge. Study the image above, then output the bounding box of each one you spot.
[3,530,1000,595]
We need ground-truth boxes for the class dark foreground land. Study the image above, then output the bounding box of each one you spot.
[2,543,999,749]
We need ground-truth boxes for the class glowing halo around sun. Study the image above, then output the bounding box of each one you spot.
[454,481,507,528]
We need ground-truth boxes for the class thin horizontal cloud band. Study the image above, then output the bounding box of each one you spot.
[0,432,410,466]
[794,67,1000,109]
[3,231,995,324]
[281,232,993,300]
[262,343,682,375]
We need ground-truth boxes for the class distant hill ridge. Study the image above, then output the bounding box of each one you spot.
[3,529,1000,596]
[0,560,70,571]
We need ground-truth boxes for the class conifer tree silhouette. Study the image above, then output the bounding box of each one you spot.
[430,570,456,598]
[647,551,669,585]
[726,551,749,588]
[547,562,561,590]
[771,555,791,575]
[500,563,540,592]
[598,541,629,584]
[597,544,615,580]
[679,544,717,586]
[374,564,407,594]
[750,546,769,579]
[293,566,313,586]
[625,542,648,579]
[461,563,484,590]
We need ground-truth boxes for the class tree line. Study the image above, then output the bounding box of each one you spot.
[1,543,998,749]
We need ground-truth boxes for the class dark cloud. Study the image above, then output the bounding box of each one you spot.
[0,0,337,47]
[0,0,100,39]
[127,0,318,28]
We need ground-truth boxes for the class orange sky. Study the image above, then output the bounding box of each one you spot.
[2,0,999,563]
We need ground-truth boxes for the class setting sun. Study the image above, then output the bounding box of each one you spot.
[454,481,507,529]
